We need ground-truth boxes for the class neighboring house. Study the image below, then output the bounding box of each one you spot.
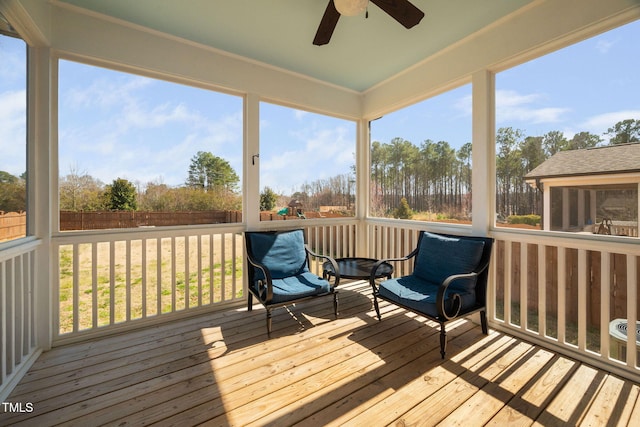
[525,143,640,236]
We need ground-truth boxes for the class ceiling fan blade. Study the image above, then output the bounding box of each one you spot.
[313,0,341,46]
[370,0,424,29]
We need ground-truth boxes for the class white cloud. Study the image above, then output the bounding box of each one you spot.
[0,39,26,86]
[595,39,615,54]
[0,90,27,175]
[496,89,571,124]
[453,94,472,117]
[294,110,310,120]
[58,67,245,186]
[260,124,355,193]
[578,109,640,137]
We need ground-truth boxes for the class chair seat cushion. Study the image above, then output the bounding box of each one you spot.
[378,275,475,318]
[252,272,332,305]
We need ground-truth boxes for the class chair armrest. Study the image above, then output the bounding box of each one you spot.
[436,272,478,320]
[369,248,419,289]
[305,244,340,287]
[245,253,274,303]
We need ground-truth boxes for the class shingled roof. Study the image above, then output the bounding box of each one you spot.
[525,143,640,180]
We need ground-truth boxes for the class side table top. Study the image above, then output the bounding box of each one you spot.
[323,257,393,280]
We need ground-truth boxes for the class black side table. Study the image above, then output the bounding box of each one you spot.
[323,257,393,281]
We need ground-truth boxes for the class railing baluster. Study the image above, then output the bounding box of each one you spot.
[557,247,566,344]
[578,249,587,351]
[538,245,547,339]
[231,233,237,300]
[171,237,176,312]
[184,235,190,310]
[6,258,14,377]
[156,238,162,316]
[26,252,34,350]
[504,240,512,326]
[1,259,6,383]
[126,239,131,322]
[91,243,98,328]
[520,242,528,330]
[209,233,214,304]
[626,254,637,367]
[601,251,611,360]
[141,238,147,319]
[73,243,79,332]
[197,235,202,307]
[220,233,226,301]
[109,242,115,326]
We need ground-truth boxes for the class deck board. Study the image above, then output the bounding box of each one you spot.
[3,281,639,427]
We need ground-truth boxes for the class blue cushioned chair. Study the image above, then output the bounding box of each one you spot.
[370,231,494,358]
[245,229,340,337]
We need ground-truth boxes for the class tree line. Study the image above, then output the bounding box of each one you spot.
[292,118,639,219]
[57,151,241,212]
[0,171,26,213]
[1,119,638,218]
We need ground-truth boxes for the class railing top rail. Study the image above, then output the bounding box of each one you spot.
[365,217,473,235]
[0,237,41,261]
[491,228,640,254]
[51,223,247,244]
[52,218,361,244]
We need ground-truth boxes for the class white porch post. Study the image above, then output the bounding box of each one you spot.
[244,93,261,230]
[31,46,53,351]
[471,69,495,236]
[356,118,369,256]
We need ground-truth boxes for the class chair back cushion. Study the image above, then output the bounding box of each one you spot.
[413,232,485,291]
[246,229,309,279]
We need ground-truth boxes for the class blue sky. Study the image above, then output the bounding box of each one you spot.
[1,19,639,193]
[0,35,27,178]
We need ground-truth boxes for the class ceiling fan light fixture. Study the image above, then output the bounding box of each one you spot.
[334,0,369,16]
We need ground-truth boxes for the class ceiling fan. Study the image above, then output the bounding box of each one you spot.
[313,0,425,46]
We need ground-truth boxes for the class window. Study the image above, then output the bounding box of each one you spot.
[58,60,243,230]
[0,31,27,243]
[495,19,640,234]
[259,102,356,220]
[369,84,472,222]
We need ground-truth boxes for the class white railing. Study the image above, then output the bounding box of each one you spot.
[51,220,359,343]
[0,238,40,400]
[491,230,639,382]
[303,221,358,264]
[52,225,245,343]
[10,217,638,388]
[366,219,640,383]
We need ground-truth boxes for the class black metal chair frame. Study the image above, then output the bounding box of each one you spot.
[245,229,341,337]
[369,231,494,358]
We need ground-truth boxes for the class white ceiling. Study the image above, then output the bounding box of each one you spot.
[57,0,532,92]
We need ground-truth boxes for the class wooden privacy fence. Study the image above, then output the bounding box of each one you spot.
[60,210,348,230]
[0,211,26,242]
[60,210,242,230]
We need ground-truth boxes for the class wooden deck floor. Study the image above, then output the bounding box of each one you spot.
[4,281,640,426]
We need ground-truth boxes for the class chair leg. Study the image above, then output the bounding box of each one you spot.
[333,292,339,318]
[480,310,488,335]
[247,293,253,311]
[266,308,272,338]
[439,323,447,359]
[373,295,381,321]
